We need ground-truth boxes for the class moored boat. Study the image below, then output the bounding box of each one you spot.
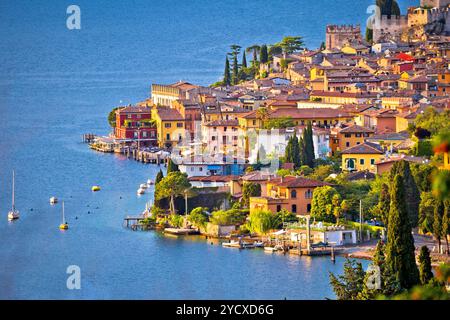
[50,197,58,205]
[222,240,242,248]
[7,170,19,221]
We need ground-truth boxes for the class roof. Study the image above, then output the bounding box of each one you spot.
[241,171,278,182]
[116,106,151,114]
[270,176,331,188]
[204,119,239,127]
[339,124,375,134]
[341,142,384,154]
[156,107,184,121]
[347,170,376,181]
[189,175,238,182]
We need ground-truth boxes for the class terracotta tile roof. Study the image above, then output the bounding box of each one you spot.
[342,142,384,154]
[241,171,278,182]
[156,107,184,121]
[271,176,331,188]
[339,124,375,134]
[204,119,239,127]
[116,106,151,114]
[189,175,238,182]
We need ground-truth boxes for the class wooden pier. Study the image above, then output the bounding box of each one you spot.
[82,133,96,143]
[123,215,146,228]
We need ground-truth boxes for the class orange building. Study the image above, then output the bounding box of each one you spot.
[249,176,330,216]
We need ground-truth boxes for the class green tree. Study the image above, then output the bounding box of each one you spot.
[442,201,449,254]
[329,259,366,300]
[264,116,294,129]
[210,209,245,225]
[241,182,262,208]
[277,36,304,57]
[418,246,433,285]
[389,160,420,227]
[155,169,164,184]
[411,163,435,193]
[375,183,390,227]
[259,44,269,64]
[155,172,191,214]
[242,51,247,69]
[310,186,340,222]
[167,158,179,174]
[433,200,444,254]
[365,28,373,43]
[246,44,260,66]
[413,107,450,136]
[108,107,120,127]
[285,133,301,169]
[229,44,241,85]
[188,207,209,229]
[376,0,401,16]
[418,192,436,234]
[256,144,266,164]
[223,56,231,86]
[385,175,420,289]
[246,210,280,234]
[302,122,315,168]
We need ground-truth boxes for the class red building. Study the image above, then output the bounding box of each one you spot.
[114,106,157,146]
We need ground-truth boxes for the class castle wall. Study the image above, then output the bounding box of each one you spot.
[325,25,361,49]
[373,15,409,43]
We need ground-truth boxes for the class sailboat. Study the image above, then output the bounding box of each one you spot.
[59,201,69,230]
[7,170,19,221]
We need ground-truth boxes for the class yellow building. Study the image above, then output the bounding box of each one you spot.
[395,111,417,133]
[342,142,384,172]
[337,125,375,151]
[249,176,330,216]
[341,44,370,56]
[151,106,185,148]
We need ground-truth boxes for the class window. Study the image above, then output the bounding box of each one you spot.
[199,167,203,172]
[165,123,171,128]
[233,136,238,140]
[142,132,147,138]
[166,133,170,140]
[355,133,361,137]
[346,142,350,147]
[307,204,311,212]
[212,136,216,141]
[360,159,365,165]
[252,120,256,126]
[292,204,297,213]
[291,190,297,199]
[177,123,183,128]
[356,142,360,145]
[224,127,227,132]
[344,133,351,138]
[134,131,138,138]
[127,115,132,119]
[305,189,313,199]
[370,158,375,165]
[276,205,282,212]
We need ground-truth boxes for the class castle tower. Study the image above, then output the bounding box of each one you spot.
[325,25,362,50]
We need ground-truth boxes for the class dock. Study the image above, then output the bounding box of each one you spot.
[123,215,146,227]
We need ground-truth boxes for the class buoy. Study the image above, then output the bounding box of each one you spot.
[91,186,101,192]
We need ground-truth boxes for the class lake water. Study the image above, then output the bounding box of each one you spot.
[0,0,415,299]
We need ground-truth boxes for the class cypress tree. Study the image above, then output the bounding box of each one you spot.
[389,160,420,228]
[442,201,450,255]
[167,158,179,174]
[232,54,239,85]
[155,169,164,184]
[377,183,390,227]
[223,56,231,86]
[433,200,444,254]
[418,245,433,285]
[285,133,301,169]
[260,44,268,64]
[299,136,306,167]
[302,122,315,168]
[242,51,247,69]
[385,175,419,289]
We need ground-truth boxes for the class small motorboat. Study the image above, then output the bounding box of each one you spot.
[254,241,264,248]
[222,240,242,248]
[241,241,256,249]
[91,186,101,192]
[137,188,145,195]
[139,183,148,189]
[59,201,69,230]
[7,170,19,221]
[50,197,58,205]
[147,179,154,185]
[264,245,283,252]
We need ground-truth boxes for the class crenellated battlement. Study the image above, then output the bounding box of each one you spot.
[326,24,361,33]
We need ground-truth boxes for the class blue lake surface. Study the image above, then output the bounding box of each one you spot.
[0,0,415,299]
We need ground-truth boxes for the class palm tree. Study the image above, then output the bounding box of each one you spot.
[256,107,270,127]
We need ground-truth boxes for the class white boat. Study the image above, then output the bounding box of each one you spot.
[139,183,148,189]
[147,179,154,185]
[254,241,264,248]
[50,197,58,205]
[7,170,19,221]
[137,188,145,195]
[242,241,256,249]
[222,240,242,248]
[264,245,283,252]
[59,201,69,230]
